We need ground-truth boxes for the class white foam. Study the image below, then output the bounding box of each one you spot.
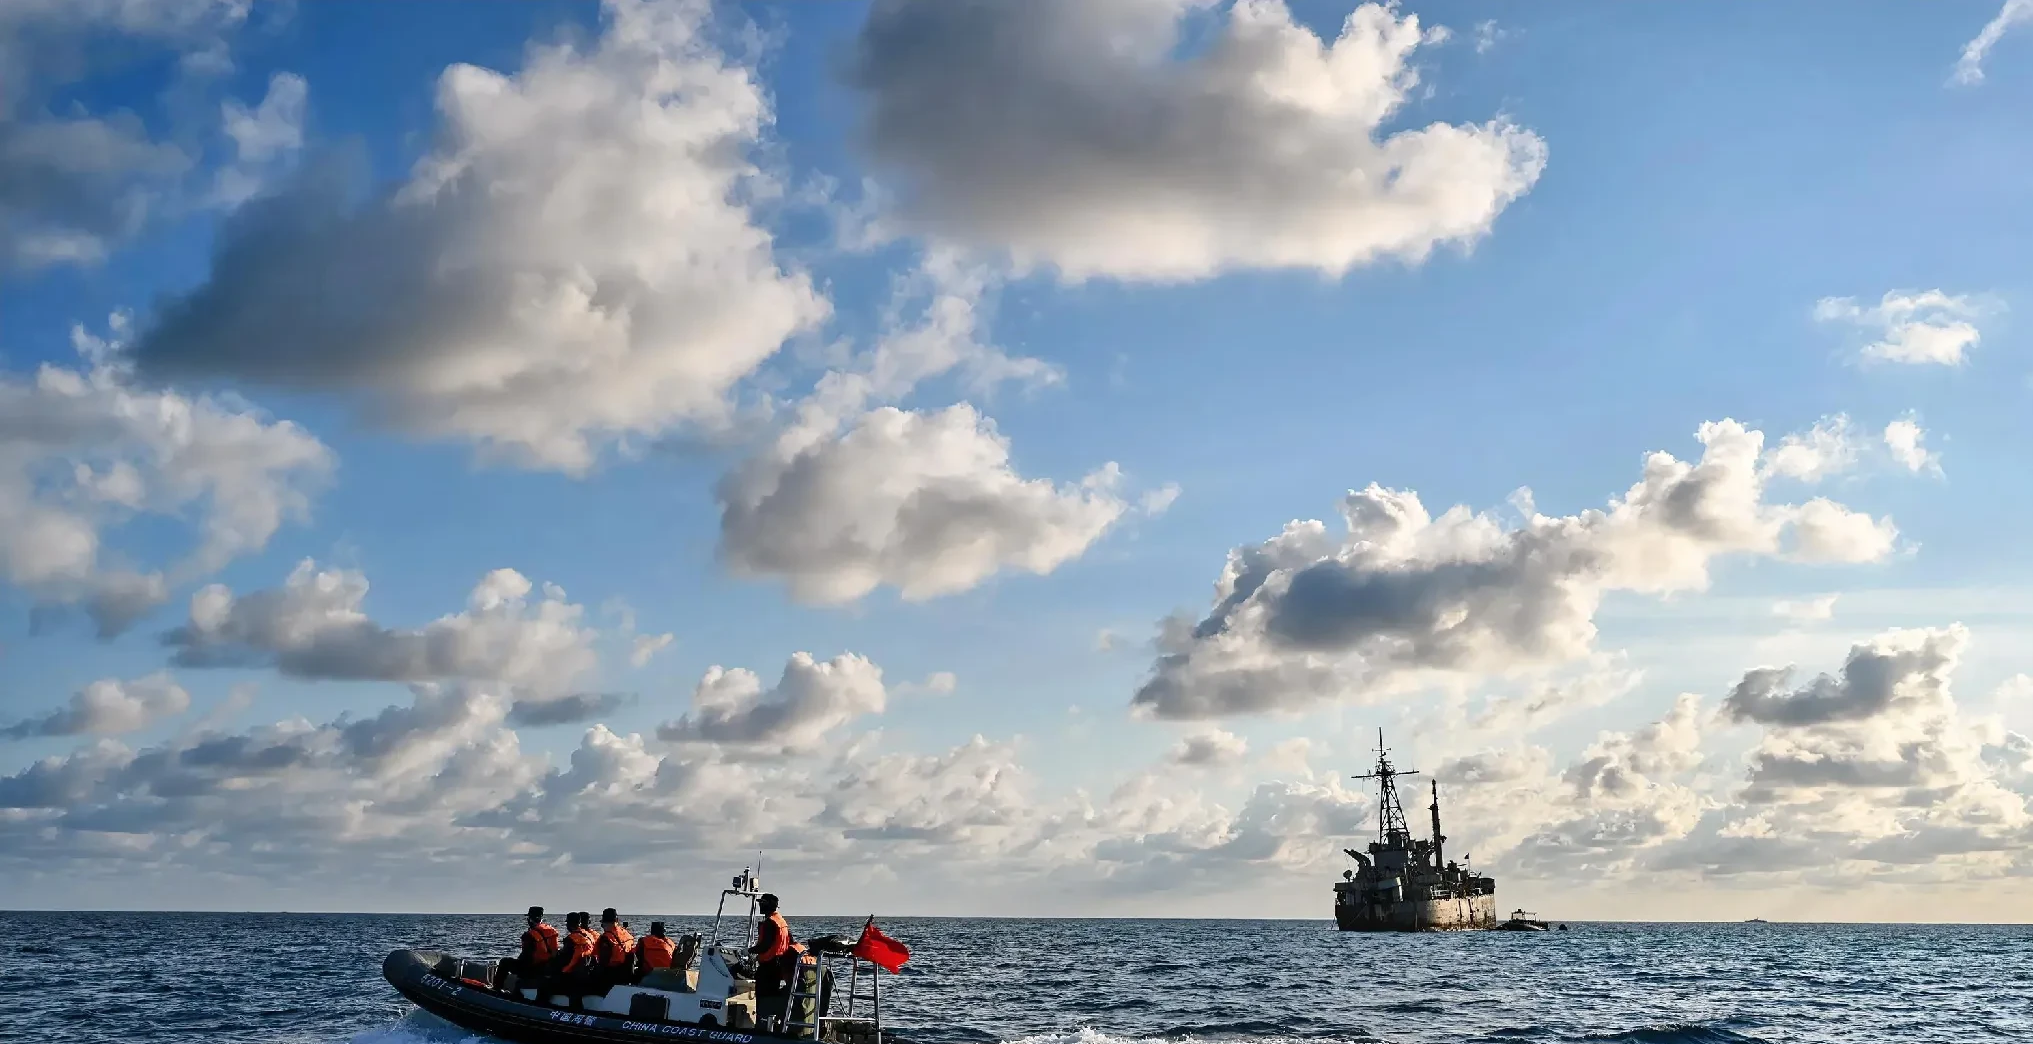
[346,1011,494,1044]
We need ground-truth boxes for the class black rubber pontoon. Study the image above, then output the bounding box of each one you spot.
[384,948,796,1044]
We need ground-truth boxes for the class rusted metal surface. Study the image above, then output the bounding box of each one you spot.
[1333,890,1497,932]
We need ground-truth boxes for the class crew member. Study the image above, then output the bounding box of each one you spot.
[543,912,599,1009]
[594,908,636,987]
[750,894,805,1029]
[635,921,676,982]
[493,905,560,993]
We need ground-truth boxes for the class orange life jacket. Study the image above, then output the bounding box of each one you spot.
[599,923,636,968]
[562,926,598,973]
[525,922,560,964]
[638,934,675,970]
[755,912,791,963]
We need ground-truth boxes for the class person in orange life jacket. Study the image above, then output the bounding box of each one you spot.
[593,908,636,987]
[634,921,677,982]
[493,906,560,992]
[540,912,600,1009]
[750,894,806,1028]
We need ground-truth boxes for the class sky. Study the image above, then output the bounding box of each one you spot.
[3,0,2033,922]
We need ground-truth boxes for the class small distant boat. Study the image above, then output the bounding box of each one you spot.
[1495,909,1548,932]
[1745,917,1769,924]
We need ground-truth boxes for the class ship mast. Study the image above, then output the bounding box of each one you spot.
[1351,728,1420,846]
[1429,779,1445,866]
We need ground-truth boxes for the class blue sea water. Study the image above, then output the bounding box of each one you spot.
[2,913,2028,1044]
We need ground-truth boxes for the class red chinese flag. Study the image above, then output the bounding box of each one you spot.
[852,917,910,972]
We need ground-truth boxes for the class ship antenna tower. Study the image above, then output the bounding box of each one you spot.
[1351,728,1420,846]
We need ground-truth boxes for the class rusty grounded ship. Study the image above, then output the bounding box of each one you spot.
[1333,732,1498,931]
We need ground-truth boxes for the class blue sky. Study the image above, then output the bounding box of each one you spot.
[4,0,2033,920]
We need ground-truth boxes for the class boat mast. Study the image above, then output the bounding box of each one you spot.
[1429,779,1445,866]
[1352,728,1420,847]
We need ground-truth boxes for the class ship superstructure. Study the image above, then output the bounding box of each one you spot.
[1333,732,1496,931]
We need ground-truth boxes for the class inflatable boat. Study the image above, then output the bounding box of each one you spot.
[383,870,890,1044]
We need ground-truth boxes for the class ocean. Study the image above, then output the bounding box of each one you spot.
[3,912,2028,1044]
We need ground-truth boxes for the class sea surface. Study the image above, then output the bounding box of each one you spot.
[3,913,2029,1044]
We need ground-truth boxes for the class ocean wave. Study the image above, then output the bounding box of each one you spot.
[1002,1026,1383,1044]
[1565,1025,1768,1044]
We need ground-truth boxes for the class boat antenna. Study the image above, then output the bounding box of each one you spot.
[1351,728,1419,845]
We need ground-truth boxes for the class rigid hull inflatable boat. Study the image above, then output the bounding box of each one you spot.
[383,871,891,1044]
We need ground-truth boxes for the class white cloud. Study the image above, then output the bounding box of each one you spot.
[1882,417,1942,475]
[846,0,1546,281]
[897,671,957,697]
[4,622,2030,905]
[629,632,676,668]
[657,652,888,752]
[1772,595,1839,624]
[1169,728,1248,767]
[1140,483,1182,516]
[718,403,1129,604]
[715,244,1138,604]
[1815,290,1994,366]
[0,318,333,635]
[1953,0,2033,86]
[1,673,190,739]
[1132,419,1899,719]
[1473,20,1506,54]
[164,561,599,695]
[1761,415,1862,482]
[1656,624,2033,877]
[130,0,828,472]
[211,71,307,207]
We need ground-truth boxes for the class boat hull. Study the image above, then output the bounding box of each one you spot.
[382,948,808,1044]
[1334,894,1496,932]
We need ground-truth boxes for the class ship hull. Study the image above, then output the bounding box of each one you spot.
[1334,894,1496,932]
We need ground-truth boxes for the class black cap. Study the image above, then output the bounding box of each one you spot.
[528,906,544,919]
[602,907,618,922]
[650,921,666,936]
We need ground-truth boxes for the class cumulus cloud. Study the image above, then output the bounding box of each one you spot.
[846,0,1546,280]
[163,561,598,694]
[1133,419,1898,720]
[657,652,887,752]
[1815,290,1993,366]
[712,248,1132,605]
[1660,624,2033,876]
[1882,417,1941,475]
[0,317,333,635]
[1761,415,1862,483]
[1,673,191,739]
[1953,0,2033,86]
[0,0,257,267]
[718,403,1129,604]
[129,0,827,472]
[1725,627,1964,729]
[1169,728,1248,767]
